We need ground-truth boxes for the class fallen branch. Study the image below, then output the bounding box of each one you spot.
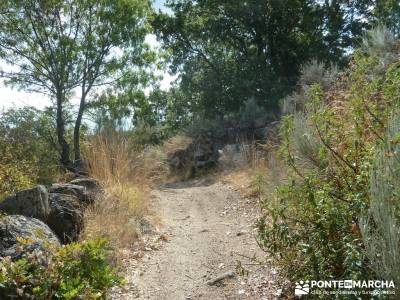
[206,271,235,286]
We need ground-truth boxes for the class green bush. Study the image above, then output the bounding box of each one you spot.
[0,161,34,199]
[257,27,400,291]
[0,239,123,299]
[281,60,338,114]
[0,132,37,199]
[0,107,61,197]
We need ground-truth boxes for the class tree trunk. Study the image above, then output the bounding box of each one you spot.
[74,93,86,161]
[56,89,71,167]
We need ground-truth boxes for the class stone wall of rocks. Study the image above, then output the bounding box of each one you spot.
[0,177,101,259]
[167,121,280,176]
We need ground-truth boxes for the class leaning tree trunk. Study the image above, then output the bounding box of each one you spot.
[56,89,71,168]
[73,93,86,161]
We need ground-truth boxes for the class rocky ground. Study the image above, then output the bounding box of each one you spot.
[111,177,281,300]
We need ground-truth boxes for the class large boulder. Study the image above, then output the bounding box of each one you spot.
[0,185,49,221]
[0,215,60,259]
[47,193,84,244]
[48,183,92,205]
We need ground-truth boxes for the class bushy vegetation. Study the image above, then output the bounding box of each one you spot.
[0,107,61,198]
[0,239,122,299]
[360,110,400,294]
[0,0,399,298]
[257,27,400,292]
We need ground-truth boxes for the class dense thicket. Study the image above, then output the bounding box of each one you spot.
[257,27,400,294]
[0,107,61,197]
[72,0,400,140]
[0,0,400,298]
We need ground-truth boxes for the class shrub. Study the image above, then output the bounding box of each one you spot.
[0,107,61,197]
[0,160,34,199]
[360,26,398,73]
[163,134,193,157]
[238,97,274,126]
[139,145,169,184]
[129,119,163,146]
[0,239,122,299]
[281,60,339,114]
[257,27,400,290]
[360,111,400,295]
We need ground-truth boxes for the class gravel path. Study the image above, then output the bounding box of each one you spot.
[111,178,279,299]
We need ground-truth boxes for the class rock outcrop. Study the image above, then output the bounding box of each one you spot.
[0,215,60,259]
[193,134,219,169]
[166,121,280,176]
[168,148,194,175]
[167,134,219,177]
[0,176,102,259]
[47,193,84,244]
[0,185,49,221]
[69,177,100,191]
[49,183,91,205]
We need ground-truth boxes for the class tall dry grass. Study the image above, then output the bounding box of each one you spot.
[81,133,149,250]
[137,145,169,185]
[163,134,192,156]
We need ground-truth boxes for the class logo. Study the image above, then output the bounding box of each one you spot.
[344,280,353,289]
[294,279,395,297]
[295,280,310,296]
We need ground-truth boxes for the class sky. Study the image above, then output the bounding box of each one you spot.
[0,0,172,111]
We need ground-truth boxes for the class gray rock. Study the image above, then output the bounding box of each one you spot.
[72,159,89,176]
[0,215,60,259]
[47,193,84,244]
[254,121,280,142]
[69,177,100,192]
[0,185,49,221]
[48,183,91,205]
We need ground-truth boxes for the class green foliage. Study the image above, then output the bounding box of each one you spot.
[373,0,400,34]
[93,1,399,138]
[238,98,274,126]
[0,161,34,200]
[129,119,164,146]
[0,0,154,164]
[0,107,61,198]
[0,239,122,299]
[281,60,339,114]
[153,0,374,118]
[257,29,400,288]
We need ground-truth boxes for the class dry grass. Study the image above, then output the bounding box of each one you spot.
[137,145,169,185]
[238,140,264,169]
[222,168,258,198]
[221,138,286,202]
[81,133,149,250]
[161,134,195,182]
[163,134,192,156]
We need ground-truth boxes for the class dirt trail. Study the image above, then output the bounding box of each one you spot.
[112,178,278,299]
